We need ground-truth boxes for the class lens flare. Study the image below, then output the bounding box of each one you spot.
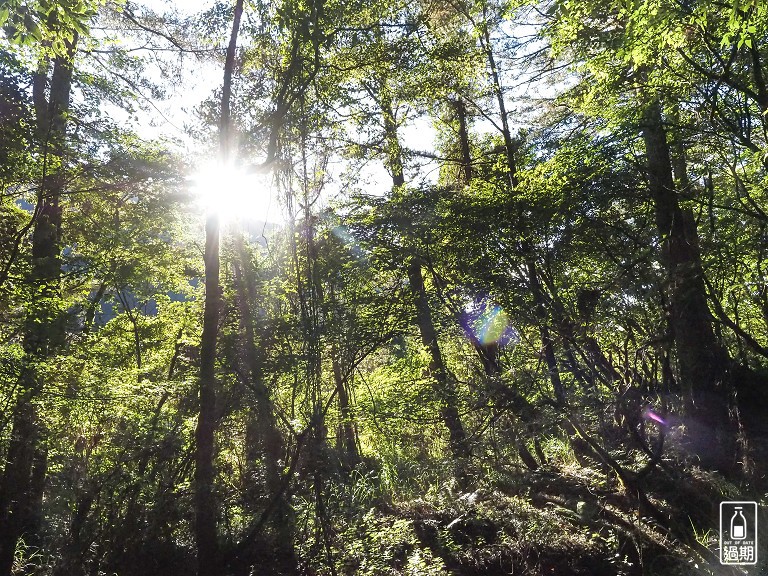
[330,225,364,259]
[642,406,666,426]
[478,306,511,345]
[462,299,518,347]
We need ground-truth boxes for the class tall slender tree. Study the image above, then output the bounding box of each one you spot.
[194,1,244,574]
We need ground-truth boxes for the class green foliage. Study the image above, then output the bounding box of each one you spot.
[336,509,447,575]
[0,0,107,53]
[1,0,767,574]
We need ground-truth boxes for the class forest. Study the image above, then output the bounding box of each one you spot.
[0,0,767,574]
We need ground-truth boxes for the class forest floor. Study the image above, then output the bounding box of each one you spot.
[329,458,768,576]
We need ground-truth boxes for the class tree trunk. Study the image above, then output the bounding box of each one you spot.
[381,90,471,474]
[233,241,285,496]
[479,35,564,408]
[332,351,360,466]
[480,26,517,188]
[452,100,537,469]
[194,2,244,575]
[453,97,473,185]
[195,211,220,576]
[407,259,471,466]
[232,239,296,559]
[323,281,361,467]
[0,38,77,576]
[478,36,586,458]
[642,100,735,471]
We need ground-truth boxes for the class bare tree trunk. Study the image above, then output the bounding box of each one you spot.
[321,279,361,468]
[195,204,221,576]
[476,33,592,463]
[478,30,566,410]
[233,241,285,496]
[195,2,244,575]
[524,259,566,406]
[479,25,517,189]
[0,37,77,576]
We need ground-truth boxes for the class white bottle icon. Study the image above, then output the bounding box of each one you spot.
[731,507,747,540]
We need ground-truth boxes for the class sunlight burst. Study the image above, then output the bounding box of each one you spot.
[190,161,282,224]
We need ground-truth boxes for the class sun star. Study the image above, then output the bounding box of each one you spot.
[190,161,282,225]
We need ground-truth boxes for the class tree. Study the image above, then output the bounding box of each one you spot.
[193,1,244,573]
[540,0,768,472]
[0,20,80,576]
